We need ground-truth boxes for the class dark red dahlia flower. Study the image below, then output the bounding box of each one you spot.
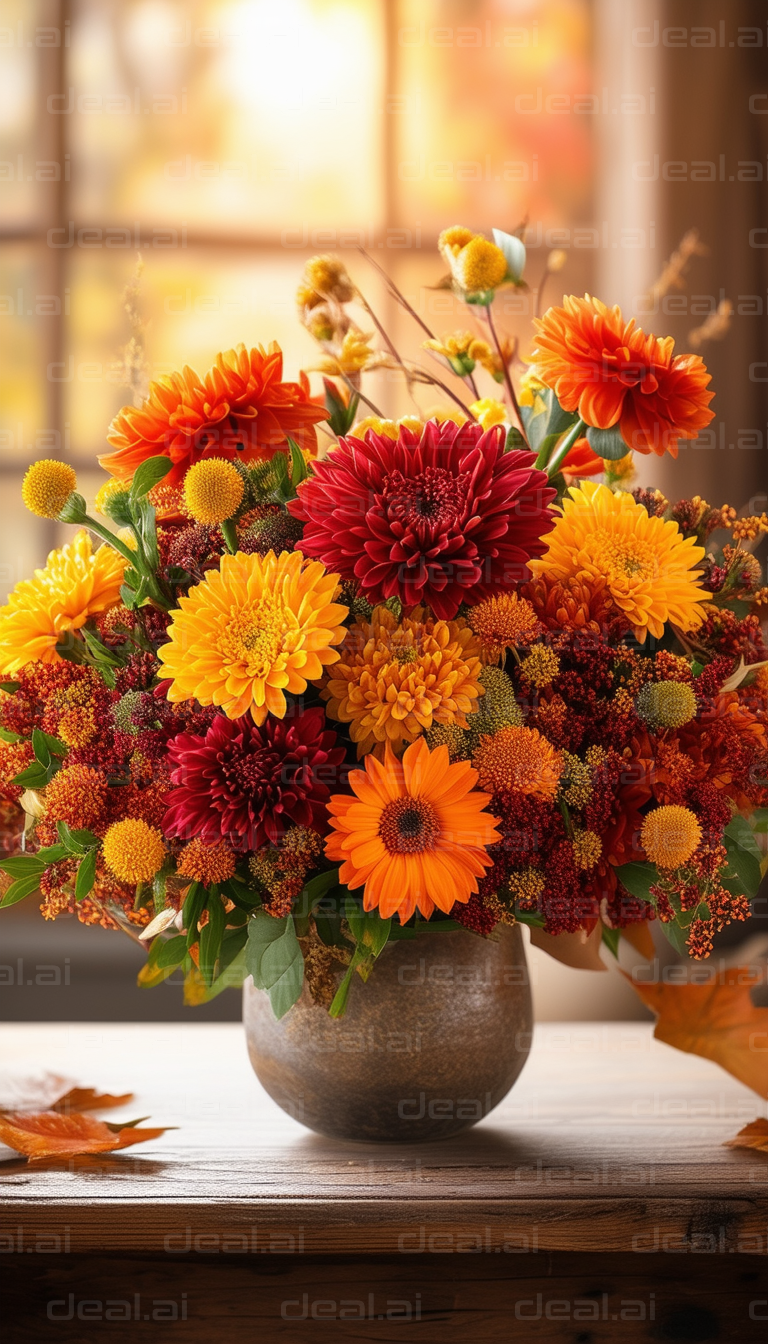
[163,707,344,850]
[288,420,556,620]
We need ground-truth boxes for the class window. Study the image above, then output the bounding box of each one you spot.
[1,0,592,598]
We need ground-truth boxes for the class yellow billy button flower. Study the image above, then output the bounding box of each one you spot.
[183,459,245,525]
[452,237,508,293]
[21,460,77,519]
[102,819,166,884]
[470,398,507,431]
[641,805,702,870]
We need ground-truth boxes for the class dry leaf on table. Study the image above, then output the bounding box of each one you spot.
[628,967,768,1098]
[724,1118,768,1153]
[0,1111,170,1160]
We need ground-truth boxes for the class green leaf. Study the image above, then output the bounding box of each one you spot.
[74,847,97,901]
[199,894,226,986]
[512,907,546,929]
[586,425,629,461]
[345,895,391,957]
[492,227,526,283]
[57,821,87,854]
[270,452,295,504]
[615,861,659,903]
[323,379,359,436]
[298,867,342,916]
[287,436,309,488]
[80,627,124,668]
[183,883,207,949]
[328,958,359,1018]
[130,455,173,501]
[504,426,526,452]
[35,843,68,865]
[601,925,621,958]
[156,935,188,969]
[246,912,304,1019]
[659,919,688,954]
[722,822,762,899]
[0,726,24,744]
[0,855,47,879]
[0,872,42,908]
[0,680,20,693]
[11,762,50,789]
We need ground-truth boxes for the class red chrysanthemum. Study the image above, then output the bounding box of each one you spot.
[163,707,344,850]
[100,343,329,486]
[289,420,556,621]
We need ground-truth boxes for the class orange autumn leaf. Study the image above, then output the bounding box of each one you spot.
[51,1087,133,1114]
[629,967,768,1097]
[620,921,656,960]
[725,1118,768,1153]
[0,1111,170,1161]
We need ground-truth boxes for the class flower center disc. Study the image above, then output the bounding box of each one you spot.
[218,594,291,678]
[379,796,440,854]
[382,466,468,534]
[593,534,656,584]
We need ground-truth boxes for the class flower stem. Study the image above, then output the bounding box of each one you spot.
[541,419,586,477]
[485,303,529,447]
[221,519,238,554]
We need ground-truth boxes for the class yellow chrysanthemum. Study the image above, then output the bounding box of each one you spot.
[0,531,126,675]
[323,605,483,758]
[528,481,712,642]
[423,331,495,377]
[641,805,702,870]
[467,593,539,664]
[102,819,165,884]
[183,459,244,525]
[21,460,77,519]
[157,549,348,724]
[470,397,507,430]
[349,415,424,441]
[473,725,563,799]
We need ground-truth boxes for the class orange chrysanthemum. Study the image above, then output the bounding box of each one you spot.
[157,549,348,724]
[523,571,618,636]
[472,725,563,800]
[467,593,539,663]
[100,342,329,485]
[0,531,126,675]
[528,481,711,642]
[531,295,714,457]
[322,605,483,758]
[43,764,109,833]
[177,838,237,885]
[324,737,500,922]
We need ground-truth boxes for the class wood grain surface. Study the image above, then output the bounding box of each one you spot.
[1,1022,767,1256]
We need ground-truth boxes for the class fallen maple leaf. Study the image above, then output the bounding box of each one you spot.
[0,1111,170,1161]
[51,1087,133,1114]
[628,967,768,1097]
[725,1118,768,1153]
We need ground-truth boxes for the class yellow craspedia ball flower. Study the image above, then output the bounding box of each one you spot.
[438,224,477,262]
[635,680,697,730]
[102,819,165,884]
[641,805,702,870]
[183,458,245,525]
[453,237,508,293]
[21,460,77,519]
[471,398,507,431]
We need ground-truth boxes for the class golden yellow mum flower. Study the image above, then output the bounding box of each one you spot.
[102,819,165,884]
[0,531,126,675]
[528,481,711,642]
[183,459,244,525]
[22,460,77,519]
[323,605,483,758]
[641,805,702,870]
[157,549,348,724]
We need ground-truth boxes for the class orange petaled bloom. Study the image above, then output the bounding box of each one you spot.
[528,481,711,642]
[467,593,539,663]
[473,725,563,800]
[531,295,714,457]
[0,531,126,675]
[560,436,604,481]
[100,343,329,486]
[157,549,348,724]
[323,605,483,758]
[177,838,237,885]
[324,737,500,922]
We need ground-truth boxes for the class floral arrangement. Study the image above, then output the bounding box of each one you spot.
[0,225,766,1035]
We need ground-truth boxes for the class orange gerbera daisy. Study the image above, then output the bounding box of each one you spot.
[528,481,711,642]
[325,738,500,922]
[531,295,714,457]
[157,549,348,724]
[100,342,328,485]
[0,531,126,675]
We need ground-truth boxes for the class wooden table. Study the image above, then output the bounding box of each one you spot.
[2,1022,768,1340]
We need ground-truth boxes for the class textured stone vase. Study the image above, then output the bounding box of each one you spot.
[243,923,532,1142]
